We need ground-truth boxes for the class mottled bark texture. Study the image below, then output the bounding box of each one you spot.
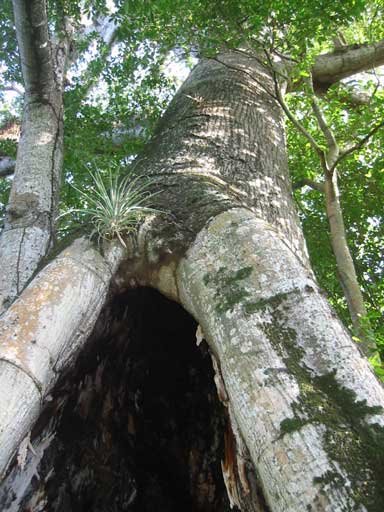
[1,51,384,512]
[0,238,124,479]
[130,52,307,285]
[0,0,70,312]
[128,54,384,511]
[178,209,384,512]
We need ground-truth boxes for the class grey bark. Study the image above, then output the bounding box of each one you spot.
[324,172,376,354]
[311,39,384,91]
[0,238,124,478]
[131,52,307,267]
[1,49,384,511]
[128,53,384,511]
[178,209,384,511]
[0,0,71,313]
[0,157,15,178]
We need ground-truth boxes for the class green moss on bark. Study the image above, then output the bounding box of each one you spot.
[255,298,384,510]
[203,266,253,313]
[244,290,300,315]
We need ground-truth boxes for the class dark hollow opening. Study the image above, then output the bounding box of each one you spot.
[7,288,235,511]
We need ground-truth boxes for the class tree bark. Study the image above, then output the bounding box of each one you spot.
[0,157,15,178]
[177,209,384,511]
[324,173,376,355]
[1,51,384,511]
[0,238,124,478]
[0,0,71,313]
[311,39,384,91]
[130,53,384,510]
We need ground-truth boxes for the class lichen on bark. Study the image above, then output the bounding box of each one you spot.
[258,297,384,510]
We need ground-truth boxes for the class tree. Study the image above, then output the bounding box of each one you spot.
[1,1,384,511]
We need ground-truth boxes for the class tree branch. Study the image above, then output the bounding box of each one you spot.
[0,157,15,178]
[263,51,325,163]
[307,75,339,169]
[336,119,384,167]
[70,16,119,101]
[0,83,24,96]
[12,0,54,99]
[293,178,325,193]
[312,39,384,91]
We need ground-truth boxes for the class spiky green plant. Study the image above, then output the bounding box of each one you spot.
[60,170,160,247]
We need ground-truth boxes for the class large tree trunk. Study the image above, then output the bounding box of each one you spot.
[1,52,384,511]
[0,239,124,477]
[130,52,384,511]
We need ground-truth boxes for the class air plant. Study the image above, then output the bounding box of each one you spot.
[60,169,161,247]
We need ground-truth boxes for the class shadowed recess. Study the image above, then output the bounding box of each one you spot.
[1,288,235,512]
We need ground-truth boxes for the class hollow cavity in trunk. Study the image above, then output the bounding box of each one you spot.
[1,288,250,512]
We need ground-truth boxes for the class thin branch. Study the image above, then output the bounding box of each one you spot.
[293,178,325,193]
[336,119,384,168]
[307,74,339,169]
[271,48,299,64]
[263,50,325,163]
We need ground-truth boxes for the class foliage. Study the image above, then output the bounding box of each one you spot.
[59,165,161,247]
[286,73,384,361]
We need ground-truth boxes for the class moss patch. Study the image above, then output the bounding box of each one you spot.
[280,417,307,435]
[202,267,301,317]
[203,266,253,313]
[313,470,346,488]
[243,290,300,315]
[263,312,384,510]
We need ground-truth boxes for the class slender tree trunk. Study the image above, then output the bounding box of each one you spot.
[324,171,376,355]
[0,0,70,313]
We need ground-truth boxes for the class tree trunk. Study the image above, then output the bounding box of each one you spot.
[177,209,384,511]
[131,53,384,511]
[0,0,70,312]
[0,238,124,477]
[1,52,384,511]
[0,287,268,512]
[324,172,375,355]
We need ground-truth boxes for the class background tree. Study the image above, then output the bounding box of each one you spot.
[1,1,384,511]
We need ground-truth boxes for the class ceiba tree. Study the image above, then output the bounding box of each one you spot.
[1,1,384,510]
